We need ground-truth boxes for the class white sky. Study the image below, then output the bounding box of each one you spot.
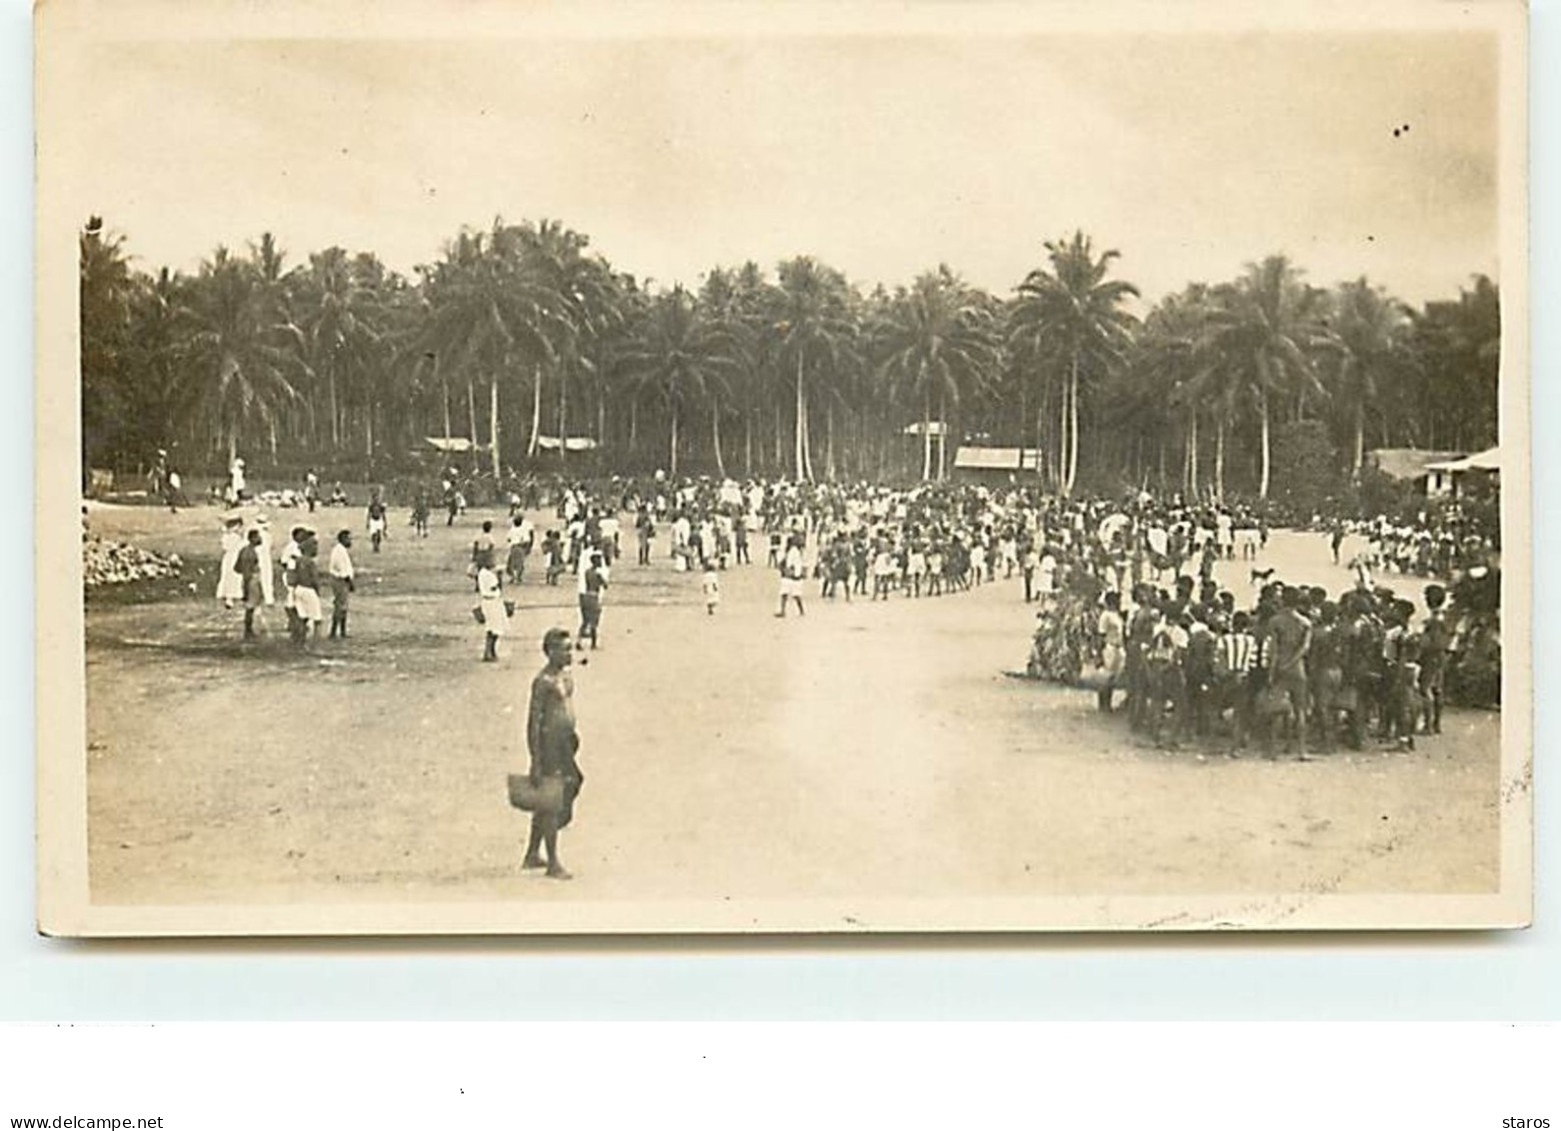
[80,26,1499,307]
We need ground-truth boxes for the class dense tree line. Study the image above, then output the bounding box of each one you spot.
[79,215,1500,499]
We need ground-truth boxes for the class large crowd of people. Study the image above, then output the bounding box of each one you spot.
[202,459,1501,754]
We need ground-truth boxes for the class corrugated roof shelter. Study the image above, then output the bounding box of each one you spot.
[1367,448,1465,482]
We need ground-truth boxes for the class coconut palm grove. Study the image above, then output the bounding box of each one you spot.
[73,209,1508,921]
[80,216,1498,504]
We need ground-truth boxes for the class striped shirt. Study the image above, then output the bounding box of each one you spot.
[1218,631,1257,676]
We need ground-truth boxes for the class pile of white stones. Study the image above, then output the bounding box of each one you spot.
[83,537,183,589]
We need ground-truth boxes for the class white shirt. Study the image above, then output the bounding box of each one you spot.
[328,543,354,580]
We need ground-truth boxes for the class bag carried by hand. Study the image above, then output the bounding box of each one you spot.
[507,773,565,814]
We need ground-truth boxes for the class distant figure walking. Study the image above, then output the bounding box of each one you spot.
[366,491,388,553]
[577,550,608,649]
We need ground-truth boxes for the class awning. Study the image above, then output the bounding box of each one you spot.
[424,436,484,453]
[534,436,599,452]
[1424,446,1501,473]
[953,445,1042,471]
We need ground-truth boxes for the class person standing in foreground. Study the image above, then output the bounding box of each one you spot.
[524,627,584,879]
[280,525,307,640]
[328,530,356,640]
[1260,586,1313,756]
[234,529,264,640]
[291,534,324,647]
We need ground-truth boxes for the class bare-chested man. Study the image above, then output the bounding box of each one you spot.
[523,627,585,879]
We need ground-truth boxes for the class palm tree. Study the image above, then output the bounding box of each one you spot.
[1010,231,1139,496]
[1328,277,1415,478]
[79,218,136,471]
[296,247,386,451]
[506,219,622,468]
[123,266,189,459]
[1410,275,1500,451]
[421,224,562,475]
[1201,256,1332,499]
[874,266,1000,481]
[177,247,310,465]
[619,287,739,477]
[1135,287,1213,498]
[771,257,857,482]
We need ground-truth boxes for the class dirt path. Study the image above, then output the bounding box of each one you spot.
[82,507,1501,913]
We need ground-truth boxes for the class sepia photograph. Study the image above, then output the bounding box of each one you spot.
[34,0,1531,935]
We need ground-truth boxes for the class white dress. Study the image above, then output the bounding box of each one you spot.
[477,568,509,636]
[216,530,245,602]
[256,528,276,605]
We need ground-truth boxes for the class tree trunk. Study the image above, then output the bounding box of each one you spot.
[937,391,948,481]
[466,377,479,471]
[1214,416,1226,502]
[490,377,501,477]
[802,390,815,482]
[921,387,933,481]
[1187,410,1199,499]
[825,403,835,481]
[744,413,753,477]
[628,399,638,456]
[1065,357,1080,496]
[441,369,452,449]
[794,352,806,481]
[1057,379,1068,492]
[669,404,680,478]
[1035,402,1046,489]
[527,365,541,459]
[329,367,340,449]
[712,408,726,479]
[1259,392,1272,500]
[558,364,568,468]
[1353,399,1366,480]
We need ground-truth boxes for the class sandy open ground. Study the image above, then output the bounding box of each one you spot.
[78,503,1501,921]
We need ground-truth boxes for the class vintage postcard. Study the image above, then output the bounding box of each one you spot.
[35,0,1531,935]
